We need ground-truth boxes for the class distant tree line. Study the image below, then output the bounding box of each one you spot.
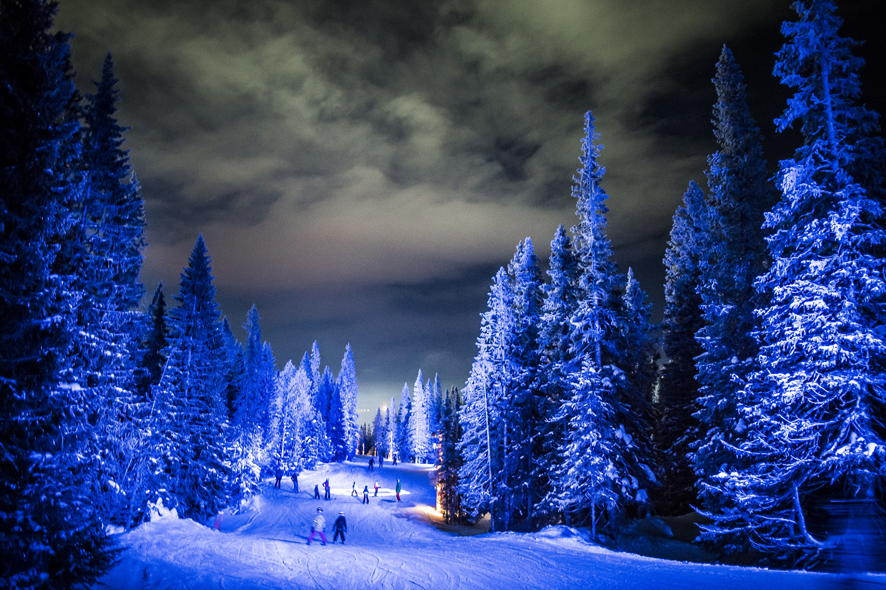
[405,0,884,570]
[0,1,359,587]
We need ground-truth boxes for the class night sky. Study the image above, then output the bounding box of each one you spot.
[54,0,886,420]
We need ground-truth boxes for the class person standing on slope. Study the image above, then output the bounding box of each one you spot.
[379,456,383,469]
[351,481,358,498]
[323,478,331,500]
[314,484,320,499]
[291,472,299,493]
[333,512,348,544]
[307,508,327,545]
[374,481,379,497]
[274,466,283,489]
[368,457,374,471]
[396,479,402,502]
[362,485,370,504]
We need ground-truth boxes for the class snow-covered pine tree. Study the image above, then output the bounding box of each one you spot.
[397,382,412,461]
[535,225,580,519]
[267,361,299,473]
[336,344,360,460]
[551,112,648,533]
[655,181,710,515]
[135,283,169,401]
[503,238,543,527]
[229,306,273,506]
[317,365,337,461]
[408,370,432,463]
[150,235,231,520]
[220,317,244,421]
[701,0,886,562]
[616,267,656,494]
[458,268,513,531]
[387,396,398,460]
[439,387,465,524]
[0,0,115,583]
[693,46,773,522]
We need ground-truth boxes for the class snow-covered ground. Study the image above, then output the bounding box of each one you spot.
[100,459,886,589]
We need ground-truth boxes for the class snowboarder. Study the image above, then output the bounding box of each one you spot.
[395,479,402,502]
[379,456,383,468]
[374,481,379,497]
[333,512,347,544]
[362,485,370,504]
[291,472,299,493]
[314,484,320,499]
[307,507,327,545]
[351,481,358,497]
[323,479,331,500]
[368,457,374,471]
[274,467,283,489]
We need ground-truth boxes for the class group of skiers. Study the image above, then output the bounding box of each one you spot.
[273,467,299,492]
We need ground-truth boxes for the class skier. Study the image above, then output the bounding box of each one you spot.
[396,479,402,502]
[333,511,348,544]
[379,456,384,469]
[362,485,370,504]
[393,455,397,466]
[351,482,358,498]
[314,484,320,499]
[307,508,327,545]
[323,479,331,500]
[274,466,283,489]
[368,457,374,471]
[374,481,379,497]
[291,472,299,493]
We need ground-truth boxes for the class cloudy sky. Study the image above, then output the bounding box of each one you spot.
[54,0,885,419]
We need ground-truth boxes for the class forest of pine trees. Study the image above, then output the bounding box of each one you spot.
[0,1,361,586]
[417,0,883,569]
[2,0,885,585]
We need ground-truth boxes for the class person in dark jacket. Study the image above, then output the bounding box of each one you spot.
[323,478,331,500]
[274,467,283,489]
[314,484,320,499]
[362,485,370,504]
[291,472,299,493]
[333,511,348,544]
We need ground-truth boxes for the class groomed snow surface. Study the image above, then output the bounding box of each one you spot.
[102,458,886,589]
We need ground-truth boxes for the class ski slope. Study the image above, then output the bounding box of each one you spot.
[100,459,886,589]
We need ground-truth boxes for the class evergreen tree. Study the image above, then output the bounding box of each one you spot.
[439,387,465,524]
[397,382,412,461]
[693,46,773,521]
[336,344,360,461]
[656,182,709,515]
[135,283,168,401]
[535,225,580,521]
[0,0,115,584]
[317,365,337,461]
[702,0,886,562]
[149,236,230,520]
[458,268,513,531]
[408,370,432,463]
[551,112,649,534]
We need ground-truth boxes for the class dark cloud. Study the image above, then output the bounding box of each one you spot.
[54,0,886,418]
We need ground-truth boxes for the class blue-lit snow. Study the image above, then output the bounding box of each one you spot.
[100,459,886,589]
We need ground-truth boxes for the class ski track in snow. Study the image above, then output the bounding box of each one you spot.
[100,460,886,590]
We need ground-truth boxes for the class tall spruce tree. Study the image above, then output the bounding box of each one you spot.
[0,0,116,584]
[656,182,710,515]
[551,112,649,535]
[149,236,231,520]
[535,225,580,520]
[408,370,432,463]
[336,344,360,460]
[458,267,513,531]
[693,46,773,521]
[701,0,886,562]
